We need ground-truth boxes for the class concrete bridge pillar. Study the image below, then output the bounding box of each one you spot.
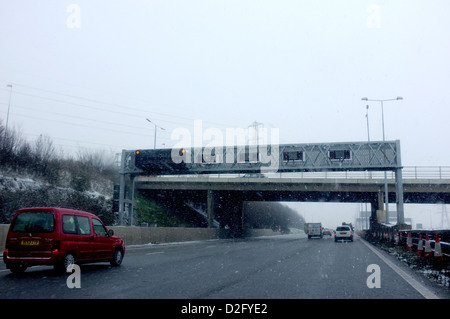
[213,191,244,237]
[377,188,384,214]
[207,190,215,228]
[370,191,382,229]
[395,167,405,224]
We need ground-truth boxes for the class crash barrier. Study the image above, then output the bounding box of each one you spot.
[402,230,450,260]
[109,226,277,246]
[0,224,277,249]
[0,225,8,252]
[365,224,450,261]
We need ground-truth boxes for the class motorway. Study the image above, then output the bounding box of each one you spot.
[1,233,449,300]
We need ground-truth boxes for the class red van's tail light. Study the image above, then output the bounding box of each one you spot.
[53,240,60,252]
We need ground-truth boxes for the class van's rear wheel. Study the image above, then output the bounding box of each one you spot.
[111,248,123,267]
[55,253,75,273]
[63,253,75,272]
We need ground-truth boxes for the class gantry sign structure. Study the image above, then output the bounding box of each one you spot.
[118,140,405,225]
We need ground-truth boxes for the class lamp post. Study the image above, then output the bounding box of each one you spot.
[365,104,370,229]
[5,84,12,135]
[146,118,165,149]
[361,96,403,223]
[365,105,370,142]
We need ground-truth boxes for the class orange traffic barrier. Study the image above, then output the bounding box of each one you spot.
[406,232,413,251]
[417,234,423,256]
[424,234,432,258]
[434,234,443,261]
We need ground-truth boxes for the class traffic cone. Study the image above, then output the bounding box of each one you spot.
[406,232,413,251]
[434,234,443,261]
[424,234,432,258]
[417,234,423,256]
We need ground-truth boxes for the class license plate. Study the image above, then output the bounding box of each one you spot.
[21,240,39,245]
[340,232,347,235]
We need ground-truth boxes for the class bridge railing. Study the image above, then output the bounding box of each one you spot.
[145,166,450,180]
[271,166,450,180]
[402,166,450,180]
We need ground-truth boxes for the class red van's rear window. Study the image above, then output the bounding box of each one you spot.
[11,212,55,233]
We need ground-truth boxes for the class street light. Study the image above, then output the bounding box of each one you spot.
[146,118,165,149]
[365,104,370,229]
[361,96,403,222]
[361,97,402,141]
[5,84,12,135]
[365,105,370,142]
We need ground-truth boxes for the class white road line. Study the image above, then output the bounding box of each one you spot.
[146,251,164,255]
[360,239,439,299]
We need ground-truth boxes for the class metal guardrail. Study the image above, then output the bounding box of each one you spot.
[366,225,450,259]
[403,230,450,258]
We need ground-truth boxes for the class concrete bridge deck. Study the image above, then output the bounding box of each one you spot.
[135,174,450,204]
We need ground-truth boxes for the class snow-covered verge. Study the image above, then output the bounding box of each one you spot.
[0,170,115,225]
[366,237,450,290]
[0,173,44,192]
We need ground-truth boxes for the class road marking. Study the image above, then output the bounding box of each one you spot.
[146,251,164,255]
[360,239,439,299]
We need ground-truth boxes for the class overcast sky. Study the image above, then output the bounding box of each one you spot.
[1,0,450,166]
[1,1,449,228]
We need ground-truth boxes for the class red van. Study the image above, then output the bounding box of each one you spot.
[3,207,125,274]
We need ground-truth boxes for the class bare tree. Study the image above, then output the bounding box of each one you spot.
[32,134,60,182]
[0,122,26,168]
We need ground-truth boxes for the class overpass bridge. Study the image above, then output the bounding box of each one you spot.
[117,140,449,232]
[133,169,450,230]
[134,167,450,203]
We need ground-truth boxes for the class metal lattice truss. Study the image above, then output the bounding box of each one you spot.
[120,140,402,175]
[118,140,405,225]
[278,140,401,173]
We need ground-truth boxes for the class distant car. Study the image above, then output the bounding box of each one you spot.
[3,207,125,274]
[334,225,353,242]
[323,228,332,236]
[306,222,323,239]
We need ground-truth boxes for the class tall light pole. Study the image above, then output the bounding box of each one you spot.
[365,104,370,229]
[361,96,403,223]
[365,105,370,142]
[146,118,165,149]
[5,84,13,135]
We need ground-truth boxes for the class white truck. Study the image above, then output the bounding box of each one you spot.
[305,222,323,239]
